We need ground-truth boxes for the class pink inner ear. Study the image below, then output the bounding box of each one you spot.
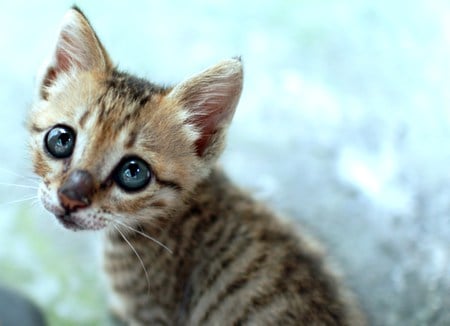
[40,50,71,99]
[56,30,90,73]
[40,32,85,99]
[56,34,75,72]
[192,112,217,157]
[189,100,233,157]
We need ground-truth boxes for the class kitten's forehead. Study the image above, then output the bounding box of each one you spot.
[71,71,171,178]
[100,70,169,107]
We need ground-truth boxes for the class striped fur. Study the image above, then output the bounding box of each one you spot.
[30,7,366,325]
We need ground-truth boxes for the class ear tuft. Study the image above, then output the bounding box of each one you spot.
[38,7,111,99]
[169,58,243,158]
[70,5,84,14]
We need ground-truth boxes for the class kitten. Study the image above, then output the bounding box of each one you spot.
[29,7,366,326]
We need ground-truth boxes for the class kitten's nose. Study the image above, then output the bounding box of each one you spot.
[58,170,95,211]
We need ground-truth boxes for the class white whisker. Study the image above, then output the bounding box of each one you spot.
[113,218,173,254]
[113,224,151,296]
[31,198,41,207]
[0,167,40,184]
[0,196,39,206]
[0,182,39,190]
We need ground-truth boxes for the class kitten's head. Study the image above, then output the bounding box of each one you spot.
[29,7,243,231]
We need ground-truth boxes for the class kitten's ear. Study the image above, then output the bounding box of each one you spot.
[38,7,112,99]
[169,58,243,158]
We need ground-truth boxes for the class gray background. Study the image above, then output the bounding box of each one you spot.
[0,1,449,324]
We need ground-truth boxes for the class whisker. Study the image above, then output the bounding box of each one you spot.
[30,199,41,207]
[112,218,173,254]
[0,196,39,206]
[113,224,151,296]
[0,167,39,183]
[0,182,39,190]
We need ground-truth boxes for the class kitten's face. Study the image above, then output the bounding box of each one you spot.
[29,8,242,231]
[31,72,196,230]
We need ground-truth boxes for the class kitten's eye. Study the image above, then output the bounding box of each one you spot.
[114,157,151,191]
[45,125,76,158]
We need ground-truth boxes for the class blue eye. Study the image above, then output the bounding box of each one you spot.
[114,157,151,191]
[45,125,76,158]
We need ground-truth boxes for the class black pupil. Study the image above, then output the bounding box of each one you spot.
[59,134,70,146]
[116,158,151,191]
[59,133,71,146]
[125,163,140,178]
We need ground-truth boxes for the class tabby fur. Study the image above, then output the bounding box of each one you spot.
[29,7,366,325]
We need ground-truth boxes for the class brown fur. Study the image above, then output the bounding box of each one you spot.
[29,7,366,325]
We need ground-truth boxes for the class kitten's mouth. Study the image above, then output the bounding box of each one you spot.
[56,213,86,231]
[54,212,108,231]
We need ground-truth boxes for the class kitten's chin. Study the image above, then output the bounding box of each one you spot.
[55,213,108,231]
[56,214,84,231]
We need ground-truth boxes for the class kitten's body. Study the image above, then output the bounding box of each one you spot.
[105,169,363,325]
[30,7,365,325]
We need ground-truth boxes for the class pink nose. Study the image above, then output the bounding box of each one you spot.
[58,170,95,212]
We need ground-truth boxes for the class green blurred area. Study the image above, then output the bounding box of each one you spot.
[1,206,107,324]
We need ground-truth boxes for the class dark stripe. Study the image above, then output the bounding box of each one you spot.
[200,222,246,286]
[272,309,306,325]
[234,248,345,325]
[78,109,91,128]
[202,217,238,248]
[191,211,220,243]
[97,99,107,122]
[139,94,151,106]
[231,260,290,325]
[125,131,138,149]
[171,210,222,316]
[178,204,202,229]
[188,226,251,312]
[108,70,168,100]
[151,199,167,208]
[29,123,46,133]
[165,204,203,258]
[232,292,282,325]
[157,177,182,192]
[173,210,220,266]
[199,251,268,324]
[116,107,142,130]
[169,216,205,304]
[40,68,57,100]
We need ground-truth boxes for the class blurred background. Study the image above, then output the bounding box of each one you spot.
[1,0,449,325]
